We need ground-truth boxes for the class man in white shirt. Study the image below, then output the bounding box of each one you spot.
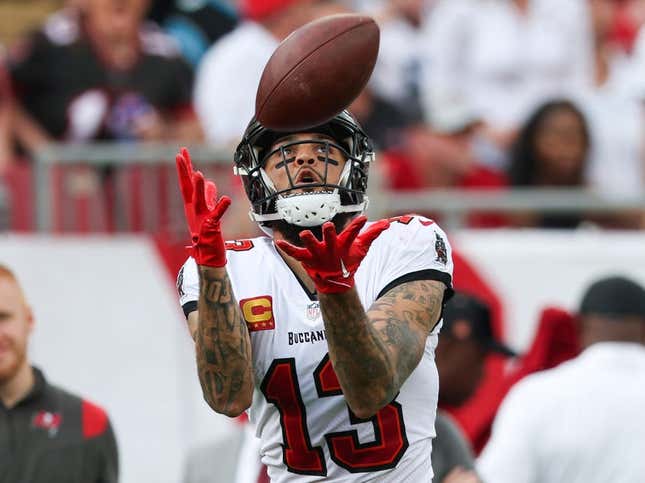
[420,0,591,137]
[478,275,645,483]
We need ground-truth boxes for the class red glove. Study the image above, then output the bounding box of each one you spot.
[276,215,390,294]
[176,147,231,267]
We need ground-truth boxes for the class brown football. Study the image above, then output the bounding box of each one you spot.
[255,13,380,131]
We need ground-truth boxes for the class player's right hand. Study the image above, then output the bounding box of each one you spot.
[176,147,231,267]
[276,216,390,294]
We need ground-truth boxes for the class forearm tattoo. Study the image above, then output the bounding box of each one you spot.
[197,266,253,414]
[320,290,395,413]
[319,280,445,414]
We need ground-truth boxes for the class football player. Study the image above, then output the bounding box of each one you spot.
[176,110,454,481]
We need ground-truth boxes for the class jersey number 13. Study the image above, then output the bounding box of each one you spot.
[261,353,409,476]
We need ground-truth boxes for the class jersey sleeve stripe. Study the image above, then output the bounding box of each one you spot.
[182,300,198,318]
[376,269,454,301]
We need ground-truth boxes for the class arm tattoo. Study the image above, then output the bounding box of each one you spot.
[319,280,445,417]
[196,266,253,416]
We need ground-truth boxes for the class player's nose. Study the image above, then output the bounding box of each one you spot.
[295,144,317,166]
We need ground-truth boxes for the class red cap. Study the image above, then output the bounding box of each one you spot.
[241,0,304,20]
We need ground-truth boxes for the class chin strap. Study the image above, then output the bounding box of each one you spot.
[250,192,369,227]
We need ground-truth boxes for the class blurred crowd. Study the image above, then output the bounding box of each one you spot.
[0,0,644,233]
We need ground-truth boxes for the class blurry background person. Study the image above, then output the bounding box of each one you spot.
[432,292,516,483]
[9,0,201,152]
[478,275,645,483]
[421,0,591,152]
[350,0,437,123]
[574,0,645,205]
[506,99,591,228]
[0,264,119,483]
[6,0,202,232]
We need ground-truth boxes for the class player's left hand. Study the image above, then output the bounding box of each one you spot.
[276,215,390,294]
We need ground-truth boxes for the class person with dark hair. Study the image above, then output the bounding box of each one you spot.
[0,264,119,483]
[436,293,516,408]
[507,99,591,228]
[478,275,645,483]
[432,292,516,483]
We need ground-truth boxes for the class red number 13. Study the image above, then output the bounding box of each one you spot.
[261,354,409,475]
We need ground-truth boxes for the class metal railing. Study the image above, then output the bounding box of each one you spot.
[33,142,232,233]
[30,142,645,232]
[376,189,645,230]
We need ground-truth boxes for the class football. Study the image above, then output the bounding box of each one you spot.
[255,13,380,131]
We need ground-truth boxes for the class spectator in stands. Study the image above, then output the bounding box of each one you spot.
[194,0,347,147]
[574,0,645,206]
[507,99,591,229]
[421,0,591,151]
[147,0,237,66]
[0,264,119,482]
[350,0,437,123]
[432,292,516,483]
[9,0,201,153]
[478,275,645,483]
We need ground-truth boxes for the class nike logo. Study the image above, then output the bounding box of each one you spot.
[340,259,351,279]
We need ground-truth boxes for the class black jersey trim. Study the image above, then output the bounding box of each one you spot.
[182,301,198,319]
[376,269,454,332]
[293,275,318,301]
[272,243,318,301]
[377,269,453,300]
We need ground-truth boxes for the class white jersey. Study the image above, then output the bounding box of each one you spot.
[178,215,454,482]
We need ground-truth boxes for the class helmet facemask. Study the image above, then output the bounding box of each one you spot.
[234,111,373,230]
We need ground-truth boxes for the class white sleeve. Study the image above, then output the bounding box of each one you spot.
[177,257,199,317]
[477,378,541,483]
[373,215,454,299]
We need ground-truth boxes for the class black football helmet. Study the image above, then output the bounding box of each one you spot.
[233,110,374,227]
